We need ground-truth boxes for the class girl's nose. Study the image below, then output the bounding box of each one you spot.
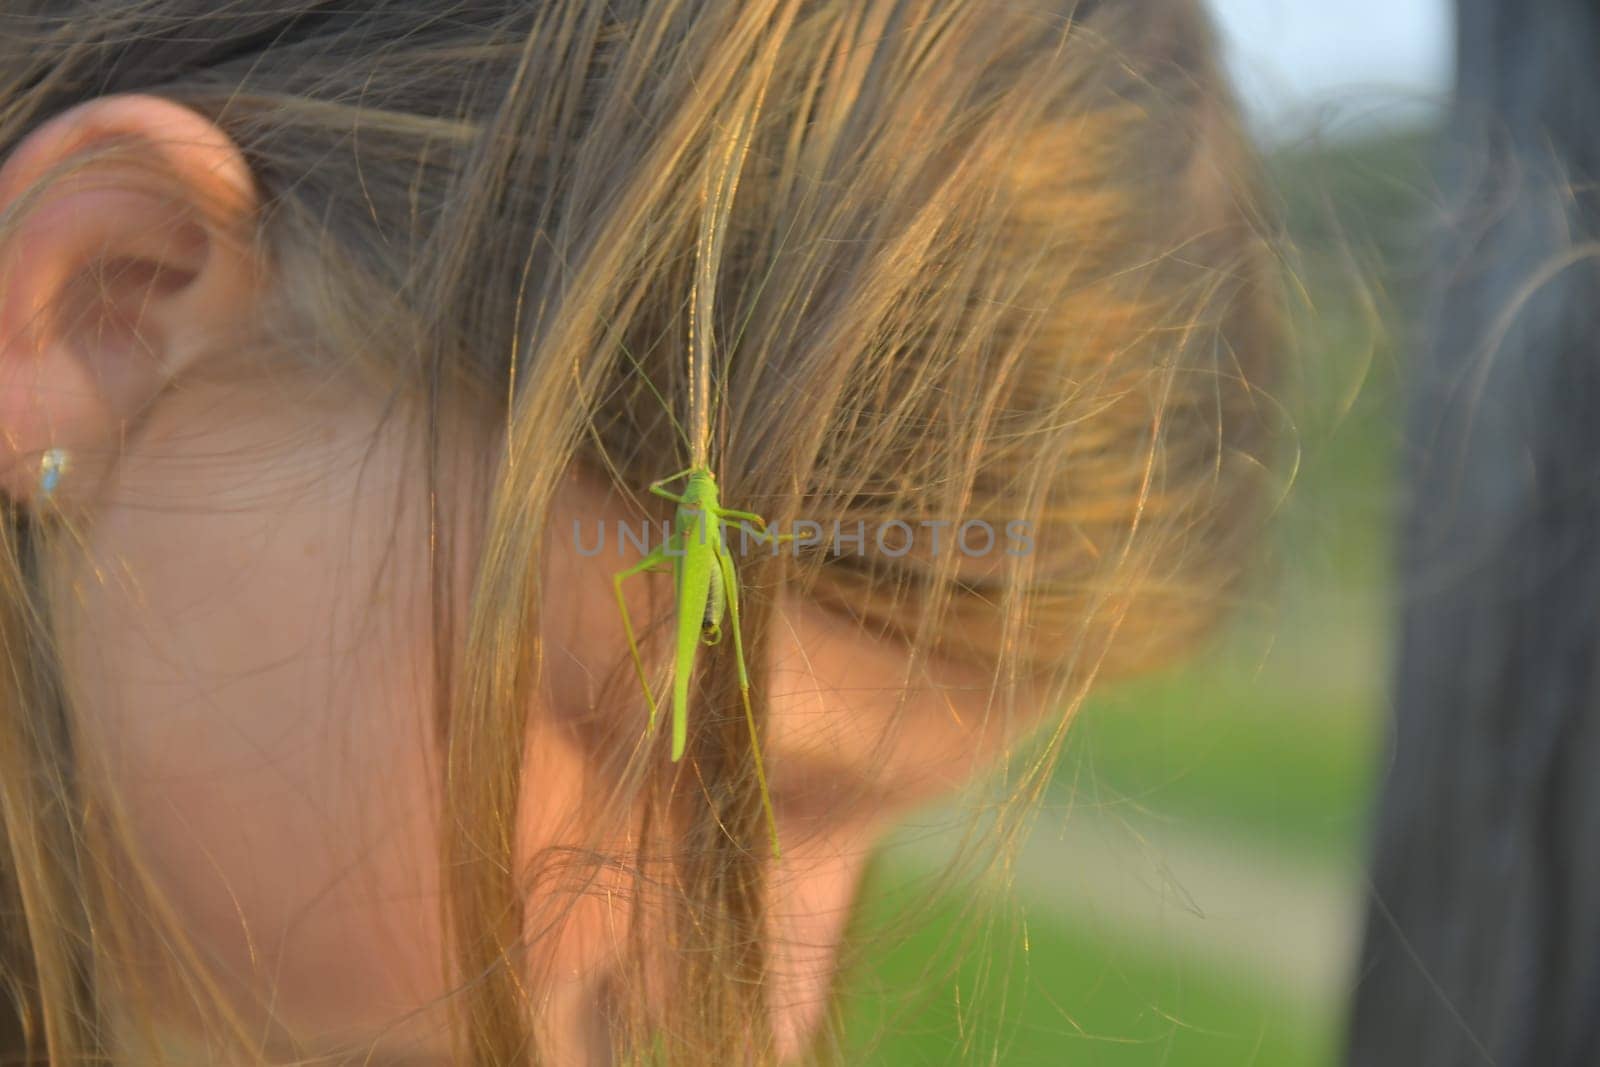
[767,835,877,1061]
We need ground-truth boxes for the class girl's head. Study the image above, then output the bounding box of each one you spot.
[0,2,1282,1063]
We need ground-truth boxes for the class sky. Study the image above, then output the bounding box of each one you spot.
[1202,0,1454,142]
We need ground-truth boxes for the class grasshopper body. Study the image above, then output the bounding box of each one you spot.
[612,466,780,855]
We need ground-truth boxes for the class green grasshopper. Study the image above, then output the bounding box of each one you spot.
[612,465,785,858]
[613,72,792,856]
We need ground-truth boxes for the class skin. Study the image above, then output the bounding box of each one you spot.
[0,96,1052,1064]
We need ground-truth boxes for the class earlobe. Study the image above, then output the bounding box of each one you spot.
[0,93,259,507]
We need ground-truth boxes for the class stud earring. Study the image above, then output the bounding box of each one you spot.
[38,448,68,497]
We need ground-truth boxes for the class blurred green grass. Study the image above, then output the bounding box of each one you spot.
[838,125,1437,1064]
[1051,666,1381,864]
[843,859,1334,1067]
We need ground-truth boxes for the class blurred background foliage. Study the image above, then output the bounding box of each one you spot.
[837,123,1440,1065]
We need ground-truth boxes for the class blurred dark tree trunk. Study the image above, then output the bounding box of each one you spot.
[1345,1,1600,1064]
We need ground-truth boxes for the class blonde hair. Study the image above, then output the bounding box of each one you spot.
[0,1,1283,1063]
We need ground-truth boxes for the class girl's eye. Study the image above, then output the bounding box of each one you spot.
[770,766,893,830]
[773,786,842,828]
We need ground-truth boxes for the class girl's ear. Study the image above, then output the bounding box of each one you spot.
[0,93,259,506]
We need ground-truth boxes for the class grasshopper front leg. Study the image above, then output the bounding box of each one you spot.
[613,545,673,735]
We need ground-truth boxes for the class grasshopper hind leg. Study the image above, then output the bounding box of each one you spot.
[714,542,781,858]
